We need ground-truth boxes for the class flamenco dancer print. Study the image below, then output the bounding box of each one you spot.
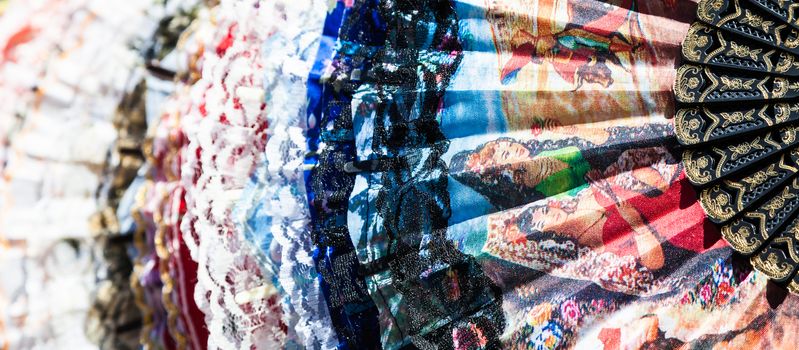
[484,0,687,133]
[496,0,653,89]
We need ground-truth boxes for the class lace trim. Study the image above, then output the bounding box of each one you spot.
[303,1,385,347]
[144,8,215,346]
[344,1,505,348]
[180,1,287,348]
[233,1,337,347]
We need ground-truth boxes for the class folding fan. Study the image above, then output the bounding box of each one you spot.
[675,0,799,293]
[0,1,152,348]
[91,3,210,349]
[86,77,146,350]
[328,0,792,349]
[301,1,384,348]
[232,0,338,349]
[178,1,289,349]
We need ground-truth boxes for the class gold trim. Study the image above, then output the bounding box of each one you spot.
[727,41,761,61]
[704,107,722,142]
[740,9,774,32]
[674,65,702,103]
[714,146,729,178]
[719,109,755,127]
[789,280,799,294]
[698,0,725,23]
[675,108,702,145]
[701,66,720,102]
[683,149,713,184]
[721,220,760,254]
[700,185,736,221]
[683,23,712,61]
[757,76,771,99]
[751,249,793,280]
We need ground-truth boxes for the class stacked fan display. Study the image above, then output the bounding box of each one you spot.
[2,0,799,349]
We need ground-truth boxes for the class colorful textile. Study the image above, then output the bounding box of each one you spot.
[1,0,799,349]
[303,1,384,348]
[179,1,286,348]
[0,0,153,348]
[346,1,504,349]
[233,0,338,348]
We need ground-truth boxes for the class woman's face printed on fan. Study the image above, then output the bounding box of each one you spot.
[466,138,554,190]
[466,139,531,172]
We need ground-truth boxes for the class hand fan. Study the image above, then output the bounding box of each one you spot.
[0,1,152,348]
[232,0,338,348]
[85,77,146,350]
[94,3,207,349]
[123,3,217,349]
[143,8,218,350]
[344,1,505,348]
[337,0,798,349]
[133,80,214,350]
[179,1,288,348]
[675,0,799,293]
[302,1,385,348]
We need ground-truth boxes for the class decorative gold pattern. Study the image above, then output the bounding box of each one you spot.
[683,23,712,61]
[742,164,779,190]
[728,41,761,60]
[783,125,799,143]
[741,10,774,32]
[776,103,793,123]
[700,186,735,221]
[772,77,799,98]
[720,109,755,127]
[784,30,799,49]
[752,251,793,279]
[720,76,756,91]
[675,65,702,103]
[789,280,799,294]
[683,150,712,184]
[722,223,760,253]
[776,52,799,73]
[678,0,799,293]
[698,0,725,23]
[763,186,796,217]
[678,114,702,145]
[728,137,763,159]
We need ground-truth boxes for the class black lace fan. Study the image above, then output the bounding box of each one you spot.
[675,0,799,293]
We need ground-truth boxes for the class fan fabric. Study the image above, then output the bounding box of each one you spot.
[303,2,383,347]
[1,0,799,350]
[339,0,799,348]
